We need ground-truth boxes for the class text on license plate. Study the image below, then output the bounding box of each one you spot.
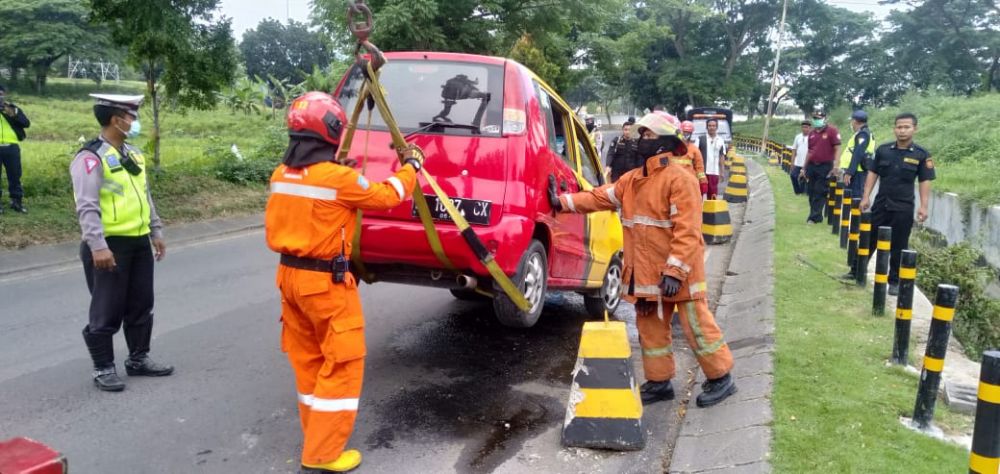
[413,195,492,225]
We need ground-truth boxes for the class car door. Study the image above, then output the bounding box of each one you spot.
[536,85,587,280]
[571,120,624,287]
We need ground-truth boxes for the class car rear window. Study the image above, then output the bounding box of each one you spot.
[338,60,504,137]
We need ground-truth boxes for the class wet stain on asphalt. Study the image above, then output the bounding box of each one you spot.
[365,293,596,473]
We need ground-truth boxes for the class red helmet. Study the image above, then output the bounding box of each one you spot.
[680,120,695,133]
[286,91,347,145]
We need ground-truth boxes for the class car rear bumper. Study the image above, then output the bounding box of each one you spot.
[357,214,535,278]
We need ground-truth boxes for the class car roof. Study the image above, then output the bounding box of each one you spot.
[383,51,508,67]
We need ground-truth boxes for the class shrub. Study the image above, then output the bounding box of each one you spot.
[211,125,286,185]
[911,230,1000,356]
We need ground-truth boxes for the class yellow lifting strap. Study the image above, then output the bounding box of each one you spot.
[335,57,531,312]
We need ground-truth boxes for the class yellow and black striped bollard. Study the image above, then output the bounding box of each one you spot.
[970,350,1000,474]
[702,199,733,245]
[839,189,853,249]
[912,284,959,430]
[846,197,861,262]
[872,226,892,316]
[855,212,872,286]
[562,320,644,450]
[724,174,748,203]
[892,250,917,364]
[825,177,837,226]
[831,181,844,235]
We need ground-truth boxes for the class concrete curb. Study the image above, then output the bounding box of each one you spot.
[670,158,775,474]
[0,213,264,278]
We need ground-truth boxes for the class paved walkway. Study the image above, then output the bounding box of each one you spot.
[670,159,776,473]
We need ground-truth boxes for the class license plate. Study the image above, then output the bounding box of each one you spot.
[413,195,492,226]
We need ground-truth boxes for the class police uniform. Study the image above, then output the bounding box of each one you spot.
[70,94,173,392]
[0,91,31,213]
[865,141,935,286]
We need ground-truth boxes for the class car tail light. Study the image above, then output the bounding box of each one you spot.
[503,108,526,135]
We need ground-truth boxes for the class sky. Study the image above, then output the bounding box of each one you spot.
[217,0,902,40]
[219,0,312,38]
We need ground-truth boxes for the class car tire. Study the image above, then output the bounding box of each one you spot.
[493,239,547,328]
[449,288,488,301]
[584,254,623,319]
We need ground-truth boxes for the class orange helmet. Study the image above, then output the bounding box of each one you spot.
[680,120,695,133]
[286,91,346,145]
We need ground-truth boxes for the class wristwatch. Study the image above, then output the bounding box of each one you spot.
[404,158,422,172]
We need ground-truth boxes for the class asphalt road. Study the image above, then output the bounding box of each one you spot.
[0,205,733,474]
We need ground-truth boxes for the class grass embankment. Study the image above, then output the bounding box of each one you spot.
[766,165,969,472]
[0,79,282,249]
[735,93,1000,205]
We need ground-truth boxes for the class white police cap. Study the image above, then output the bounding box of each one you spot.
[89,94,144,118]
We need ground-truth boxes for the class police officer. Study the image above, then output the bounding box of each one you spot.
[840,110,874,278]
[70,94,173,392]
[840,110,874,197]
[860,112,935,296]
[0,84,31,214]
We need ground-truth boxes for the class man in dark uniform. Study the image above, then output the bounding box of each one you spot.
[69,94,173,392]
[0,84,31,213]
[606,120,638,182]
[861,112,935,295]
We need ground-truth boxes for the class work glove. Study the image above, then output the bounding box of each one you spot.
[659,276,681,297]
[547,175,563,212]
[401,145,424,171]
[699,182,708,196]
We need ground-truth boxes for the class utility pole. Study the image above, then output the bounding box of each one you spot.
[761,0,789,155]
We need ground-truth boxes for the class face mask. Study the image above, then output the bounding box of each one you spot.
[812,118,825,128]
[586,123,595,133]
[636,138,663,160]
[118,117,141,139]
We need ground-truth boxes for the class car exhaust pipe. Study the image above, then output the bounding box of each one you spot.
[456,274,477,289]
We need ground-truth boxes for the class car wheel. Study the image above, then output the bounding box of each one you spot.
[584,254,623,319]
[449,288,488,301]
[493,239,547,328]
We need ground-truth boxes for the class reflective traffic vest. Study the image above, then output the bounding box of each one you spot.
[85,140,152,237]
[839,126,875,172]
[0,114,19,144]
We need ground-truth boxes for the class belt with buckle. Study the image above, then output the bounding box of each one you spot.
[280,254,335,273]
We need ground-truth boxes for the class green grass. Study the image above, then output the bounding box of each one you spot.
[735,93,1000,205]
[0,80,280,249]
[765,164,970,472]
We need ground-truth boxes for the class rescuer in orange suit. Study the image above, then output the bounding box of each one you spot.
[549,112,736,408]
[264,91,423,473]
[679,120,709,197]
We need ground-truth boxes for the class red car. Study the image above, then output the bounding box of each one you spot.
[334,52,624,328]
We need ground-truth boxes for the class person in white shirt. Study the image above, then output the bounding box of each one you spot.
[790,121,811,195]
[699,119,727,199]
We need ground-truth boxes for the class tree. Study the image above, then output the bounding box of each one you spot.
[88,0,237,168]
[882,0,1000,94]
[0,0,109,92]
[240,18,332,85]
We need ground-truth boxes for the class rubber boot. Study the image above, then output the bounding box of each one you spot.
[301,449,363,473]
[640,379,675,405]
[696,373,737,408]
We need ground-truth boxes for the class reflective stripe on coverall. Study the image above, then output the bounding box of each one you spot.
[672,143,707,184]
[558,153,733,382]
[265,161,416,466]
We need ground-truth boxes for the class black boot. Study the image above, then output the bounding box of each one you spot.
[125,356,174,376]
[696,373,737,408]
[93,366,126,392]
[10,200,26,214]
[640,379,675,405]
[124,316,153,362]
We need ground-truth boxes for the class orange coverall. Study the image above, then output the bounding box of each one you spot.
[558,153,733,382]
[265,161,416,466]
[671,142,707,186]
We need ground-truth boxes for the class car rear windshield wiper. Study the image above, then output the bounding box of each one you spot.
[405,121,481,139]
